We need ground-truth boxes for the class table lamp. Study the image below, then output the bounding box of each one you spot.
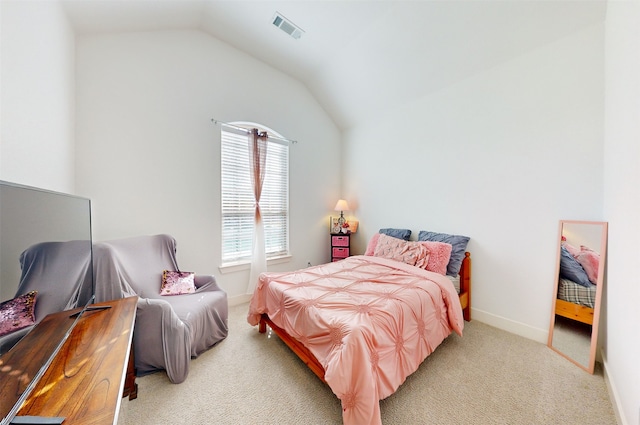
[334,199,350,228]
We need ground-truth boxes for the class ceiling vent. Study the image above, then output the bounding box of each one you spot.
[272,12,304,40]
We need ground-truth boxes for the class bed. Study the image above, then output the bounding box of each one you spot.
[248,230,471,425]
[555,278,595,325]
[555,242,599,325]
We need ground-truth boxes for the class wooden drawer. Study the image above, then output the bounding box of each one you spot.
[331,235,349,247]
[332,247,349,258]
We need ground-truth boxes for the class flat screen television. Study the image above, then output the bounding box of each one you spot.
[0,180,93,354]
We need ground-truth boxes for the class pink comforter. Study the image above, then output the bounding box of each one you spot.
[247,255,464,425]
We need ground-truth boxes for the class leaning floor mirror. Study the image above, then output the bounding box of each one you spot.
[548,220,607,374]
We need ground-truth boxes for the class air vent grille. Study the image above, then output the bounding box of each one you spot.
[272,12,304,40]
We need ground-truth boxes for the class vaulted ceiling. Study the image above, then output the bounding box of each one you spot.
[61,0,607,130]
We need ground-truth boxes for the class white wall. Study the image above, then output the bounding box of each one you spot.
[603,2,640,424]
[74,30,341,301]
[343,24,604,342]
[0,2,3,167]
[0,1,75,193]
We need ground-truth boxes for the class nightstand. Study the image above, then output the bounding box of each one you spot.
[331,233,350,261]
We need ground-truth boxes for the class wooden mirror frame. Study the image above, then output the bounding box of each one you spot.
[547,220,607,374]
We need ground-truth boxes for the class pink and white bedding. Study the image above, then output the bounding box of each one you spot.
[247,255,464,425]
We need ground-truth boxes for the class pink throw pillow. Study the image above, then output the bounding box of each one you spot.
[373,233,429,267]
[160,270,196,295]
[575,246,600,284]
[364,233,381,256]
[562,242,580,258]
[0,290,37,337]
[417,241,452,275]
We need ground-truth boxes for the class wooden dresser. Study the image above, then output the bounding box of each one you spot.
[0,296,138,425]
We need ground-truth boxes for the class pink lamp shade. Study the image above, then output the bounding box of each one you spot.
[334,199,350,228]
[334,199,350,212]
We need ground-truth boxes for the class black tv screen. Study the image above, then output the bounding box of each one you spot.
[0,180,93,341]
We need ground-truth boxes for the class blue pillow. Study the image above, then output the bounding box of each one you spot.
[559,246,592,287]
[379,228,411,241]
[418,230,470,276]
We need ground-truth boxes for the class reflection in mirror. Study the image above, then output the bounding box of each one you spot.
[548,220,607,374]
[0,181,93,355]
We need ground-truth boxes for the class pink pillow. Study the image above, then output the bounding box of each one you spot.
[364,233,381,256]
[562,242,580,258]
[160,270,196,295]
[417,241,452,275]
[373,233,429,267]
[575,246,600,284]
[0,290,37,337]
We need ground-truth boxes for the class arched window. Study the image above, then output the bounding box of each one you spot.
[220,122,289,264]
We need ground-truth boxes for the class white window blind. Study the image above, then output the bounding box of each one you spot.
[221,125,289,264]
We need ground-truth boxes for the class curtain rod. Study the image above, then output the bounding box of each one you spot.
[211,119,298,144]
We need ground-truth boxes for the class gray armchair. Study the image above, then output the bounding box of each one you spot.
[0,240,93,355]
[92,234,228,384]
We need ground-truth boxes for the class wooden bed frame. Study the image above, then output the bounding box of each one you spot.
[258,252,472,383]
[554,298,593,325]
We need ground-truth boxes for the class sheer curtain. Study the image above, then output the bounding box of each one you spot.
[247,128,268,294]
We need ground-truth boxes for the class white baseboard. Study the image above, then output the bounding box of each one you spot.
[602,352,626,425]
[472,308,623,424]
[471,307,548,344]
[228,293,252,307]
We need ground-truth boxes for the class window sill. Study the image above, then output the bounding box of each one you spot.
[219,255,292,274]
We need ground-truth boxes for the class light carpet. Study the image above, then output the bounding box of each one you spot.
[118,303,617,425]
